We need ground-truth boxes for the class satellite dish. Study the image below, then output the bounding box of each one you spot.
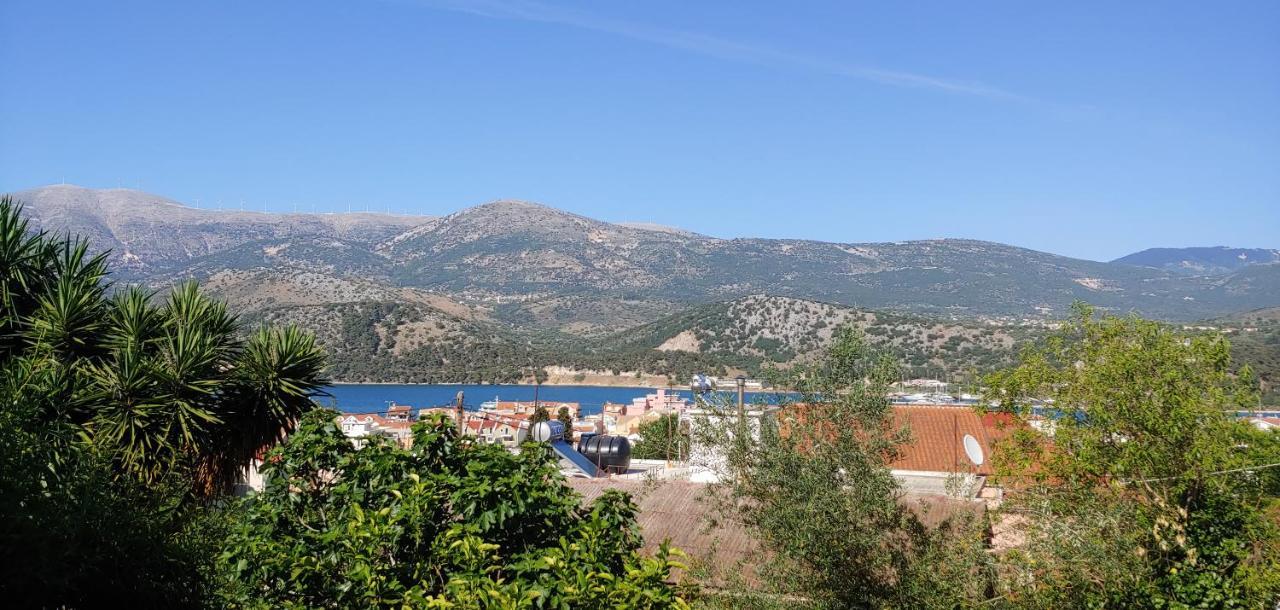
[962,434,985,466]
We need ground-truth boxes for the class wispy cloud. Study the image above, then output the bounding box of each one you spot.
[405,0,1029,101]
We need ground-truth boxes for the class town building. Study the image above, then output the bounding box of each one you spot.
[603,388,689,435]
[385,403,413,421]
[1247,416,1280,432]
[481,398,581,418]
[463,413,530,448]
[339,413,413,449]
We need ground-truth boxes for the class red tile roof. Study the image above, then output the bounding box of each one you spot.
[464,413,527,433]
[374,419,412,431]
[891,406,1015,475]
[494,400,580,411]
[779,404,1019,476]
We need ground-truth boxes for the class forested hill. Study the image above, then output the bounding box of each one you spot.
[229,293,1277,402]
[1210,306,1280,404]
[597,295,1032,374]
[236,293,1037,386]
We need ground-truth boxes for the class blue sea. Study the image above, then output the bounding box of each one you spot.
[320,385,1280,421]
[321,383,786,416]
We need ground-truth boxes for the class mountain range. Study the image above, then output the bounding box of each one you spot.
[10,185,1279,324]
[1113,247,1280,276]
[5,184,1278,397]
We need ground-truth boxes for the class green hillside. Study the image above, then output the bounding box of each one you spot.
[1211,306,1280,404]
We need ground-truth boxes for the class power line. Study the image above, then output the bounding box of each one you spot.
[1125,462,1280,484]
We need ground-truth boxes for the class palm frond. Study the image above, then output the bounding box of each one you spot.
[198,325,328,495]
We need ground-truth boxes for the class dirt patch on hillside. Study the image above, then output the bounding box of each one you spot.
[657,330,702,353]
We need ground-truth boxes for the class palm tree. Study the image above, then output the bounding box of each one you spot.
[201,324,327,494]
[0,196,329,496]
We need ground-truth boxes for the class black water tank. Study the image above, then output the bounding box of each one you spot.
[577,435,632,474]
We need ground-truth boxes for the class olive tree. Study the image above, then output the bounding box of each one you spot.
[984,304,1280,608]
[694,327,995,608]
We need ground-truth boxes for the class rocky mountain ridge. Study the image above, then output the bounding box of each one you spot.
[8,184,1279,324]
[10,184,430,276]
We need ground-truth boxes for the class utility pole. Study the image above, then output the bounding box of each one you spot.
[736,375,746,421]
[454,391,465,437]
[665,377,675,464]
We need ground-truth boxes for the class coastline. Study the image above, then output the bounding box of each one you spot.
[327,379,678,390]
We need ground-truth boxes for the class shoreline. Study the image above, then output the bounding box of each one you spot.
[325,380,787,392]
[328,380,682,390]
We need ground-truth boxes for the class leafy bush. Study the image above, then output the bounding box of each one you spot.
[220,411,689,608]
[0,379,228,608]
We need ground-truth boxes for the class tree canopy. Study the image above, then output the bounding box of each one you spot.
[632,413,689,462]
[556,405,574,431]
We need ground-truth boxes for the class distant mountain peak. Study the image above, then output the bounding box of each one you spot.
[9,184,435,220]
[463,198,579,213]
[6,185,432,274]
[617,221,703,237]
[1113,246,1280,276]
[464,198,554,211]
[446,199,596,224]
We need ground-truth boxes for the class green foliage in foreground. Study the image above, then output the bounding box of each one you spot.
[985,304,1280,608]
[220,410,689,609]
[693,315,1280,609]
[0,382,230,607]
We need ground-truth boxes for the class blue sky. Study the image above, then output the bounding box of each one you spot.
[1,0,1276,261]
